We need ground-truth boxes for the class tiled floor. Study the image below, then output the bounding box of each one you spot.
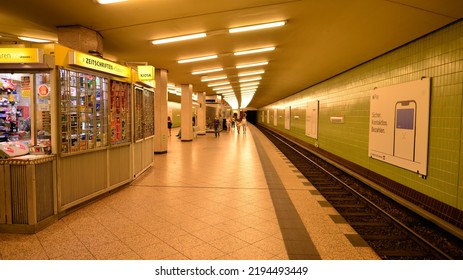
[0,124,379,260]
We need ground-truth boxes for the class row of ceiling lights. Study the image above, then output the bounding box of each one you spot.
[152,20,286,109]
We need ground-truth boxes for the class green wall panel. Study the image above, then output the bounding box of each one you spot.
[259,20,463,210]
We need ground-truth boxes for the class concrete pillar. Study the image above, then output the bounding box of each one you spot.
[180,84,193,141]
[154,68,168,153]
[197,92,206,135]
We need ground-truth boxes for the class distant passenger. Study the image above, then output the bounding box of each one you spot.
[213,117,220,137]
[236,118,241,134]
[226,117,231,132]
[167,116,172,136]
[241,117,247,134]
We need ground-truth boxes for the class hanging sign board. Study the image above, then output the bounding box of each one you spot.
[0,48,43,63]
[137,65,155,81]
[368,78,430,176]
[68,51,130,78]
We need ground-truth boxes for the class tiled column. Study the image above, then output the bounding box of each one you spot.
[154,68,168,153]
[197,92,206,135]
[180,84,193,141]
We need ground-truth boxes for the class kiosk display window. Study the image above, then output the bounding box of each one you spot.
[134,87,154,141]
[110,81,130,144]
[143,88,154,138]
[59,68,108,153]
[0,72,51,158]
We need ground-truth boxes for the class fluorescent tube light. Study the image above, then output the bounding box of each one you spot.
[229,21,286,33]
[152,32,206,45]
[241,89,256,95]
[178,55,218,64]
[96,0,128,4]
[239,77,262,83]
[18,36,51,43]
[240,82,260,87]
[201,75,228,82]
[217,90,235,94]
[234,47,275,56]
[240,86,258,91]
[208,81,230,87]
[192,68,223,75]
[236,61,268,69]
[213,85,233,91]
[238,70,265,77]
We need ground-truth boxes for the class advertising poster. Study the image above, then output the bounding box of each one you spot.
[368,78,430,175]
[267,109,270,124]
[305,100,319,139]
[261,110,265,123]
[285,106,291,130]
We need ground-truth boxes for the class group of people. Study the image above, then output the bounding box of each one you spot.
[169,112,248,139]
[224,116,247,134]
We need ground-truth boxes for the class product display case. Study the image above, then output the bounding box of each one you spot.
[134,86,154,140]
[59,68,108,153]
[143,88,154,138]
[110,81,130,145]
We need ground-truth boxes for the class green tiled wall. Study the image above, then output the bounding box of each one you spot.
[259,20,463,210]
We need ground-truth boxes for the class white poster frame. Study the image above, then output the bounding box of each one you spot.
[305,100,319,139]
[368,78,430,176]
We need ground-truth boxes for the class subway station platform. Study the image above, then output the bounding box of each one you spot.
[0,124,379,260]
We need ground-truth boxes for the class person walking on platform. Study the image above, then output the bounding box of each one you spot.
[241,117,247,134]
[236,118,241,134]
[226,117,231,132]
[167,116,172,136]
[213,117,220,137]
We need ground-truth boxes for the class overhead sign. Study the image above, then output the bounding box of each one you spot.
[368,78,430,176]
[68,51,130,78]
[137,65,155,81]
[0,48,43,63]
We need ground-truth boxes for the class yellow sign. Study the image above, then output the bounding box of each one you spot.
[0,48,42,63]
[68,51,130,78]
[137,65,155,81]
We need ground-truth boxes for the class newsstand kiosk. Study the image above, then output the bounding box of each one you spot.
[0,46,57,233]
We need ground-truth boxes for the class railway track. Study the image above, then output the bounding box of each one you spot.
[258,125,463,260]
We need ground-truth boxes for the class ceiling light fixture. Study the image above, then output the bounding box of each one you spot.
[152,32,206,45]
[96,0,128,4]
[241,90,256,95]
[192,67,223,75]
[229,20,286,33]
[234,47,275,56]
[213,85,233,91]
[240,82,260,87]
[18,36,52,43]
[208,81,230,87]
[240,86,259,91]
[178,55,218,64]
[239,77,262,83]
[236,61,269,69]
[201,75,228,82]
[238,70,265,77]
[216,89,235,95]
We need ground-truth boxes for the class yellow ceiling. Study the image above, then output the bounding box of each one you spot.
[0,0,461,108]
